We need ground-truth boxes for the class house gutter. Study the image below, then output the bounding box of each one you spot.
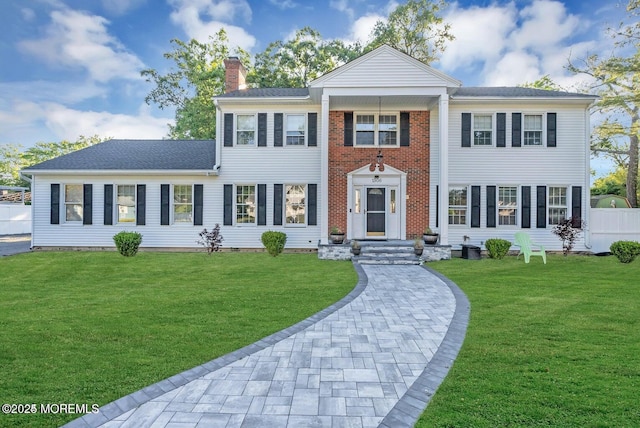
[20,169,220,176]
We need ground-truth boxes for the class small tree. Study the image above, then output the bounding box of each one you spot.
[552,217,585,256]
[197,224,224,255]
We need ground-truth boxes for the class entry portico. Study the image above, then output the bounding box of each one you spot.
[310,45,460,244]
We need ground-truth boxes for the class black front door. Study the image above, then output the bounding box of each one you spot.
[366,187,385,237]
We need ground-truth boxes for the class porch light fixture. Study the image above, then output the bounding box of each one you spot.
[376,150,383,165]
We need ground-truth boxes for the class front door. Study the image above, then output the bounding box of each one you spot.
[366,187,386,237]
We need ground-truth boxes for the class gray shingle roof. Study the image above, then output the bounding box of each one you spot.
[217,88,309,98]
[24,139,216,171]
[449,87,596,98]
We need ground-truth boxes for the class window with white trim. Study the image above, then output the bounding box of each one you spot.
[173,185,193,223]
[236,185,256,224]
[64,184,83,222]
[473,114,492,146]
[498,186,518,226]
[355,114,399,146]
[448,187,467,225]
[286,114,305,145]
[548,186,568,225]
[236,114,255,145]
[117,185,136,223]
[523,114,543,145]
[285,184,306,225]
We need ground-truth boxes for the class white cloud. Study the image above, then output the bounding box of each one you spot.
[347,13,383,44]
[168,0,256,50]
[0,81,107,105]
[268,0,296,10]
[483,51,541,86]
[18,9,144,82]
[330,0,355,20]
[101,0,147,15]
[21,8,36,21]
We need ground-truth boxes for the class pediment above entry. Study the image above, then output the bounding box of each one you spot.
[348,163,407,186]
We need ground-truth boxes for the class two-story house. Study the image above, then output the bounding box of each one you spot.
[22,45,597,254]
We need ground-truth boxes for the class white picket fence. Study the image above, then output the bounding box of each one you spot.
[0,204,31,235]
[589,208,640,253]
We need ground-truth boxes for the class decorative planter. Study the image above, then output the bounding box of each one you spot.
[329,233,345,244]
[351,247,361,256]
[423,234,439,245]
[414,247,424,256]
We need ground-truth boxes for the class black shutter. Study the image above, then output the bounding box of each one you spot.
[497,113,506,147]
[308,184,317,226]
[536,186,547,228]
[194,184,203,226]
[486,186,496,228]
[273,184,283,226]
[274,113,283,147]
[512,113,522,147]
[572,186,582,227]
[104,184,113,225]
[435,185,439,228]
[461,113,471,147]
[308,113,317,147]
[400,112,410,146]
[258,113,267,147]
[136,184,146,226]
[344,112,353,146]
[50,183,60,225]
[224,113,233,147]
[223,184,233,226]
[471,185,481,228]
[83,184,92,225]
[547,113,557,147]
[521,186,531,228]
[258,184,266,226]
[161,184,170,225]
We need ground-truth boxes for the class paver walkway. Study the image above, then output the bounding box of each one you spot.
[66,264,469,428]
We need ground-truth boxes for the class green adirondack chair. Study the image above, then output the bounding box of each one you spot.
[514,232,547,264]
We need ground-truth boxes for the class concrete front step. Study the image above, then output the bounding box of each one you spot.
[353,242,422,264]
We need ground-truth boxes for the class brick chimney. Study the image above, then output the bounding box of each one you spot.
[224,57,247,93]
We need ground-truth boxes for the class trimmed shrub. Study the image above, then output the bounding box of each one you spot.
[485,238,511,259]
[261,231,287,257]
[610,240,640,263]
[113,231,142,257]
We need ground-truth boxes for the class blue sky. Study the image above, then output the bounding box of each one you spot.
[0,0,627,175]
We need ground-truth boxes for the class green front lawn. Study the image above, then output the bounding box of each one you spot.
[0,252,356,427]
[419,255,640,427]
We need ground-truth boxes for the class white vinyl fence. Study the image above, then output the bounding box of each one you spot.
[590,208,640,253]
[0,204,31,235]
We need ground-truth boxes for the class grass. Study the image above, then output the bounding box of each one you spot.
[0,251,356,427]
[418,254,640,427]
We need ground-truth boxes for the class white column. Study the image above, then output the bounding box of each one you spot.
[438,94,449,245]
[320,93,330,245]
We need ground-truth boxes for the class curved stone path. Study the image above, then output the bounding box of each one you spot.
[65,264,469,428]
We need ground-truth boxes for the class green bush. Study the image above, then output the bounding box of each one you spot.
[261,231,287,257]
[113,231,143,257]
[485,238,512,260]
[610,240,640,263]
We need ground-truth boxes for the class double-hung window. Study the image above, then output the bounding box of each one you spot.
[473,115,492,146]
[285,184,306,225]
[498,186,518,226]
[65,184,83,222]
[286,114,306,145]
[355,114,399,146]
[523,114,543,145]
[173,185,193,223]
[236,185,256,224]
[378,115,397,146]
[236,114,255,145]
[117,185,136,223]
[448,187,468,225]
[548,187,568,225]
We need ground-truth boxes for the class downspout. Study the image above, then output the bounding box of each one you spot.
[584,106,592,249]
[19,171,34,249]
[214,99,222,174]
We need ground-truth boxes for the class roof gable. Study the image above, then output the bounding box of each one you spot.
[310,45,461,89]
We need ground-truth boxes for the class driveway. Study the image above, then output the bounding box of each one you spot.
[0,234,32,257]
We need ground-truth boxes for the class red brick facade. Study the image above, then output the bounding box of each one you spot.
[328,111,431,239]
